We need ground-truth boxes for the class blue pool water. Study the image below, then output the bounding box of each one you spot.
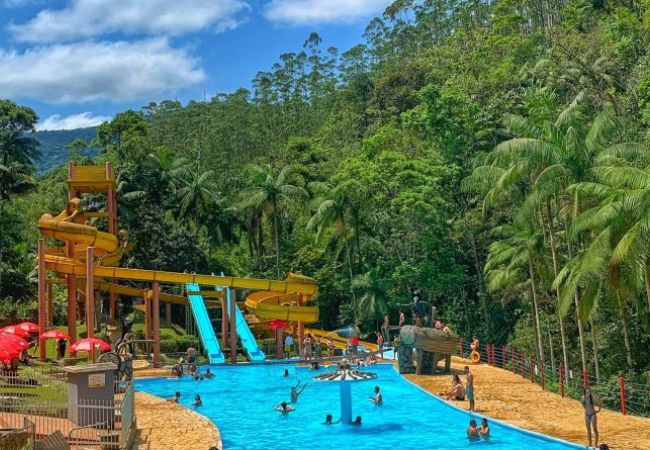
[136,364,580,450]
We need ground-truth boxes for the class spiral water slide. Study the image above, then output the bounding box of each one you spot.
[244,291,319,323]
[38,201,318,301]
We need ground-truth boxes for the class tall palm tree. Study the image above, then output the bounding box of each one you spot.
[484,224,546,366]
[307,181,358,303]
[467,105,636,377]
[350,269,391,327]
[171,159,220,230]
[241,164,308,277]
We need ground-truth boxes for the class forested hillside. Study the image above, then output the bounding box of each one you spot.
[2,0,649,389]
[33,127,98,173]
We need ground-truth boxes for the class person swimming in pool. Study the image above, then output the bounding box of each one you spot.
[369,385,383,406]
[351,416,362,426]
[204,368,214,379]
[322,414,341,425]
[167,391,180,403]
[274,401,295,416]
[467,419,480,439]
[192,394,202,408]
[581,388,602,448]
[283,369,290,377]
[478,418,490,438]
[291,381,307,403]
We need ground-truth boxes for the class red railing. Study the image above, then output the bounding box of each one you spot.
[457,339,649,417]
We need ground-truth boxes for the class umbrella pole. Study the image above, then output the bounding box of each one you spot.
[86,247,95,363]
[38,239,47,362]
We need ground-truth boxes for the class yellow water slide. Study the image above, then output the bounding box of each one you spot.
[245,291,319,322]
[39,201,318,296]
[305,328,378,352]
[38,198,118,256]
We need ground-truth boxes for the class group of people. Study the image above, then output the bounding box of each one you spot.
[170,362,215,381]
[283,333,337,359]
[275,369,383,426]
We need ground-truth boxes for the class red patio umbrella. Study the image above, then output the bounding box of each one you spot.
[16,322,39,334]
[0,325,31,338]
[0,342,21,358]
[268,319,290,331]
[41,329,70,340]
[0,334,30,351]
[69,338,111,353]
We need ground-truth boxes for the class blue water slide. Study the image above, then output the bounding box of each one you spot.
[186,283,225,363]
[223,282,266,362]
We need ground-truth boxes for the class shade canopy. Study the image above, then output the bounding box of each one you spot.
[0,342,21,358]
[0,325,31,338]
[41,329,70,340]
[69,338,111,352]
[313,367,377,382]
[0,334,30,350]
[16,322,40,334]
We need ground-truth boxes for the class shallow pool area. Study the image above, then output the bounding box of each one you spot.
[136,364,581,450]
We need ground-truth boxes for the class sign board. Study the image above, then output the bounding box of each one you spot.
[88,373,106,388]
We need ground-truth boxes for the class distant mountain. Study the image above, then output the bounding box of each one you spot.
[33,127,99,174]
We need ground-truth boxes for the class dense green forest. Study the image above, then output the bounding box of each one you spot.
[2,0,649,388]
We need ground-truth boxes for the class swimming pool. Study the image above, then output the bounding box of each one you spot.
[136,364,581,450]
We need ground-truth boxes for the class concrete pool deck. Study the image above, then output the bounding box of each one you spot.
[405,356,650,449]
[133,392,221,450]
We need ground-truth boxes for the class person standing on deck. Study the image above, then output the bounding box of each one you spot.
[464,366,475,412]
[284,334,294,358]
[381,314,390,344]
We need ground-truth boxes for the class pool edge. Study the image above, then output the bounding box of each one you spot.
[394,365,586,449]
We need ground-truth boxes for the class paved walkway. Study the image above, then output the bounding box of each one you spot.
[133,392,221,450]
[405,357,649,449]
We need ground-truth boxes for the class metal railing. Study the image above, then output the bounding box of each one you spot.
[0,379,135,449]
[458,338,650,418]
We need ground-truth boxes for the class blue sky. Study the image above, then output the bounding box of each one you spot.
[0,0,391,130]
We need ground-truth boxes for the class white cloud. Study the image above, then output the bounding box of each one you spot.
[36,112,111,130]
[10,0,249,43]
[265,0,390,24]
[0,39,205,103]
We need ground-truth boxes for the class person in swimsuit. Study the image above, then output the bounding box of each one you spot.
[192,394,202,408]
[369,386,383,406]
[274,401,295,415]
[381,314,390,344]
[322,414,341,425]
[283,369,290,377]
[167,391,180,403]
[581,388,602,448]
[478,418,490,438]
[376,332,384,359]
[467,419,480,439]
[445,375,465,401]
[398,311,405,328]
[464,366,475,411]
[290,381,307,403]
[352,416,362,426]
[204,368,215,379]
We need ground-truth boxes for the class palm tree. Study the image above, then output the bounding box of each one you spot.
[484,224,546,366]
[171,159,220,230]
[350,269,391,327]
[307,181,358,303]
[467,105,637,378]
[241,164,308,277]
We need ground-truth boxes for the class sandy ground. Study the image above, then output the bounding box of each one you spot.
[133,392,221,450]
[404,357,650,450]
